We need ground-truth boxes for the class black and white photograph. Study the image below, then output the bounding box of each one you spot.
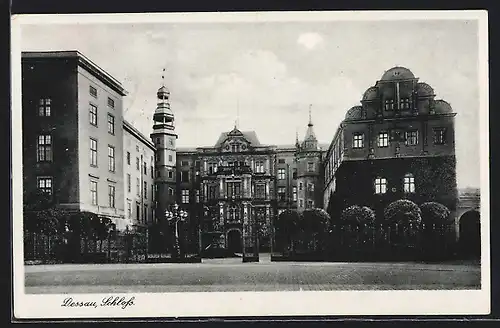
[11,10,489,318]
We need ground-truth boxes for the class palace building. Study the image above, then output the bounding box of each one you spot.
[322,67,458,226]
[22,51,461,257]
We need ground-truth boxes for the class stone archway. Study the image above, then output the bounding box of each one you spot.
[227,229,242,254]
[459,209,481,259]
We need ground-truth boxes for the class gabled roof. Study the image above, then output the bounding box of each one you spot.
[214,129,261,147]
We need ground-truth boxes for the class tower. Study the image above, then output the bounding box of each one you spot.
[151,70,178,220]
[296,105,323,211]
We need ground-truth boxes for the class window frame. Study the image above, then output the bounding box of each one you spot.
[353,133,364,149]
[405,130,419,146]
[89,138,98,167]
[107,145,116,172]
[403,173,416,193]
[37,176,53,195]
[374,177,387,194]
[90,180,98,205]
[89,103,98,126]
[37,134,53,162]
[38,98,51,117]
[181,189,189,204]
[433,128,447,145]
[108,185,116,208]
[377,131,389,148]
[107,113,115,135]
[277,168,286,180]
[89,85,98,98]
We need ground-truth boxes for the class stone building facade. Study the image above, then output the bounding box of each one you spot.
[322,67,458,227]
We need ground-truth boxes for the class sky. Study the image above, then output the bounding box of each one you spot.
[19,18,481,188]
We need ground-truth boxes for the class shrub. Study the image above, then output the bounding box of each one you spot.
[384,199,422,224]
[420,202,451,225]
[340,205,376,225]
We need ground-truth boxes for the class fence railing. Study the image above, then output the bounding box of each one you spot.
[272,222,463,261]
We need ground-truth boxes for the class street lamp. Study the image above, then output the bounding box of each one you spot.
[165,203,188,259]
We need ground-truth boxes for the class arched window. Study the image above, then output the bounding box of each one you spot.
[403,173,415,193]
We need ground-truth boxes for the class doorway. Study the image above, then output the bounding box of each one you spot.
[227,229,242,254]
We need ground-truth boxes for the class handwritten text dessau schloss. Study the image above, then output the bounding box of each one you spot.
[61,296,135,309]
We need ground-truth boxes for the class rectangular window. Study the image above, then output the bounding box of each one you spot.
[307,200,314,209]
[108,185,115,208]
[169,188,174,196]
[353,133,364,149]
[278,159,286,164]
[89,85,97,98]
[181,171,189,183]
[38,98,51,116]
[307,162,314,172]
[168,171,173,179]
[433,128,446,145]
[89,138,97,167]
[127,174,131,192]
[136,145,139,152]
[168,154,173,162]
[254,161,264,173]
[89,104,98,126]
[108,145,115,172]
[181,160,189,166]
[143,162,147,175]
[299,182,303,191]
[226,182,241,198]
[384,99,394,110]
[292,186,297,201]
[90,180,98,205]
[405,130,419,146]
[107,114,115,135]
[292,169,297,180]
[126,152,131,165]
[136,178,140,196]
[107,97,115,109]
[37,176,53,195]
[400,98,411,109]
[278,168,286,180]
[181,189,189,204]
[255,184,266,199]
[299,199,304,208]
[195,190,200,203]
[136,203,140,222]
[278,187,286,201]
[144,205,148,223]
[127,201,132,219]
[308,183,314,192]
[377,132,389,147]
[151,165,154,178]
[136,157,140,170]
[144,181,148,199]
[374,177,387,194]
[37,134,52,162]
[404,174,416,193]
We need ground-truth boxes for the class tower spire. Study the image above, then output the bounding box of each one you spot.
[161,68,165,87]
[308,104,313,127]
[295,127,300,148]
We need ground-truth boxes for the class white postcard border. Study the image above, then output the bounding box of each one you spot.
[11,10,490,319]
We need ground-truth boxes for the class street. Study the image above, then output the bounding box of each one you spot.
[24,255,481,294]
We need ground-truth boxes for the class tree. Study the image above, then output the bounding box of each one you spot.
[275,209,301,255]
[301,208,331,252]
[420,202,452,258]
[92,216,113,253]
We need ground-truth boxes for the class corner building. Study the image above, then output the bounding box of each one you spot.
[323,67,458,227]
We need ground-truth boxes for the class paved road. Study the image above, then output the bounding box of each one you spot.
[24,256,481,294]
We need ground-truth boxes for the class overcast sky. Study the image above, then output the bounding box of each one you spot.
[20,18,481,188]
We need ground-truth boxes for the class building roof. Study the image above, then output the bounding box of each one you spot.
[123,120,155,151]
[22,50,127,96]
[380,66,416,81]
[214,129,261,147]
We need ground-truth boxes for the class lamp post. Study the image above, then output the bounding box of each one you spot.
[165,203,188,259]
